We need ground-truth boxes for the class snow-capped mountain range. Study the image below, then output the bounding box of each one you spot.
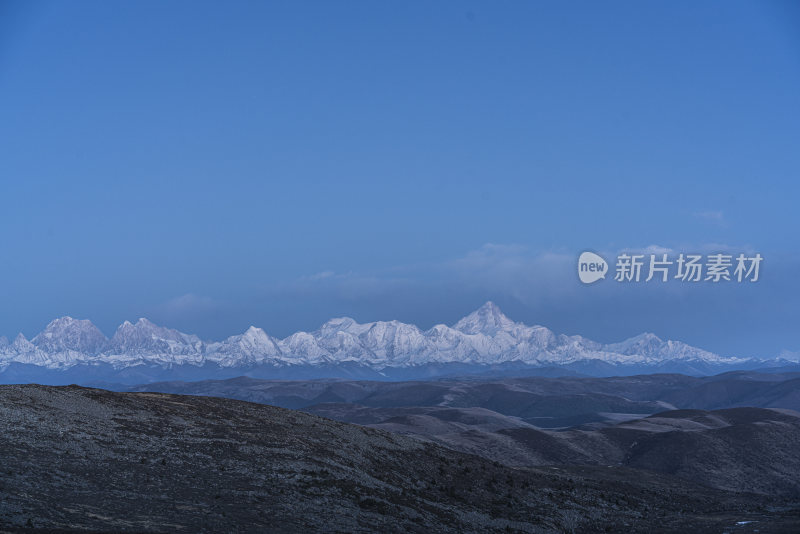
[0,302,791,383]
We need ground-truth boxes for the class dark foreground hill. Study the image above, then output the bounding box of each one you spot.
[1,385,799,533]
[309,404,800,497]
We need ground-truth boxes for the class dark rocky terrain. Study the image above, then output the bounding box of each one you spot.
[309,405,800,497]
[295,376,800,498]
[2,385,799,532]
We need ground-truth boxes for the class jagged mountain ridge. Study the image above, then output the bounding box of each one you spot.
[0,303,767,375]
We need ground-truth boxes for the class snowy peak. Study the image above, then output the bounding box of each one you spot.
[32,316,108,355]
[317,317,368,336]
[244,325,266,337]
[605,333,664,356]
[453,301,516,335]
[108,317,201,355]
[778,350,800,363]
[237,326,280,353]
[208,326,282,364]
[11,333,34,353]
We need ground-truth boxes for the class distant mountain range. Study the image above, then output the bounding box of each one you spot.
[0,302,796,384]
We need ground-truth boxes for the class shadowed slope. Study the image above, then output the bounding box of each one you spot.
[1,385,797,532]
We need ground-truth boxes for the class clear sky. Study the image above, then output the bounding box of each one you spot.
[1,1,799,357]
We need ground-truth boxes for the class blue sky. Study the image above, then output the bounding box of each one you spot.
[0,1,798,357]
